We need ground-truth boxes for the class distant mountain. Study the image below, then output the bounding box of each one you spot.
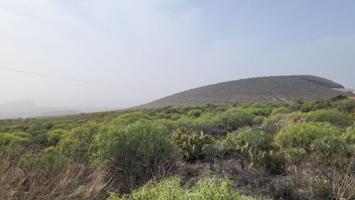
[142,75,353,108]
[0,101,78,119]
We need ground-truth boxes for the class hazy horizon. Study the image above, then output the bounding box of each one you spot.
[1,0,355,114]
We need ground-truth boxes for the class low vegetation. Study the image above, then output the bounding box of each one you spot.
[0,96,354,199]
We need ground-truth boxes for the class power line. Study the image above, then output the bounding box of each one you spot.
[0,66,168,93]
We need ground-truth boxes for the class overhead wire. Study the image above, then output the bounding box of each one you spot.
[0,66,169,94]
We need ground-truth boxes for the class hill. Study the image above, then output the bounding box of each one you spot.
[142,75,350,108]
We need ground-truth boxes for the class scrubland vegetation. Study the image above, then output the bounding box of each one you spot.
[0,96,354,199]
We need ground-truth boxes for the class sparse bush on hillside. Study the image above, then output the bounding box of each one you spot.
[93,119,178,191]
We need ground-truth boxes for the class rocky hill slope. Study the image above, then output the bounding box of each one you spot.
[143,75,349,108]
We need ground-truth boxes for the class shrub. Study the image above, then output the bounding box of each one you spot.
[307,109,352,127]
[31,129,67,147]
[333,99,355,113]
[0,132,30,146]
[252,116,265,126]
[185,108,255,135]
[109,177,257,200]
[343,127,355,144]
[276,123,348,165]
[93,120,178,191]
[261,112,306,134]
[214,108,254,131]
[271,107,292,115]
[58,123,98,163]
[111,112,150,126]
[187,109,202,117]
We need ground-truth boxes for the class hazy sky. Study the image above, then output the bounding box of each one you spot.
[0,0,354,110]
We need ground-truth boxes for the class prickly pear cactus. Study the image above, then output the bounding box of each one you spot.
[172,129,214,161]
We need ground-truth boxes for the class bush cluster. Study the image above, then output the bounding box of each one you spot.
[0,97,354,199]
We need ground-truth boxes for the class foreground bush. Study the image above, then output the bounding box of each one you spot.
[109,177,258,200]
[93,120,179,191]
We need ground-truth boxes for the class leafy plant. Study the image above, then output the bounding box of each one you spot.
[58,122,98,163]
[276,122,349,166]
[307,109,352,127]
[93,119,178,191]
[109,177,257,200]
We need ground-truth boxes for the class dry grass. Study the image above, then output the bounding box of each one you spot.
[0,159,109,200]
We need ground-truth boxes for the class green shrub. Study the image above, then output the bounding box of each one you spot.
[276,123,348,165]
[343,127,355,143]
[58,123,98,163]
[0,132,30,146]
[252,116,265,126]
[31,129,67,147]
[214,108,254,131]
[182,108,255,135]
[187,109,202,117]
[307,109,352,127]
[109,177,257,200]
[271,107,292,115]
[261,112,306,134]
[111,112,150,126]
[332,99,355,113]
[93,119,178,191]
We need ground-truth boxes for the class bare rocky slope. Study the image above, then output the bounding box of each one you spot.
[142,75,350,108]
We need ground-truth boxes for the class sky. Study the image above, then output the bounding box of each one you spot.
[0,0,354,111]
